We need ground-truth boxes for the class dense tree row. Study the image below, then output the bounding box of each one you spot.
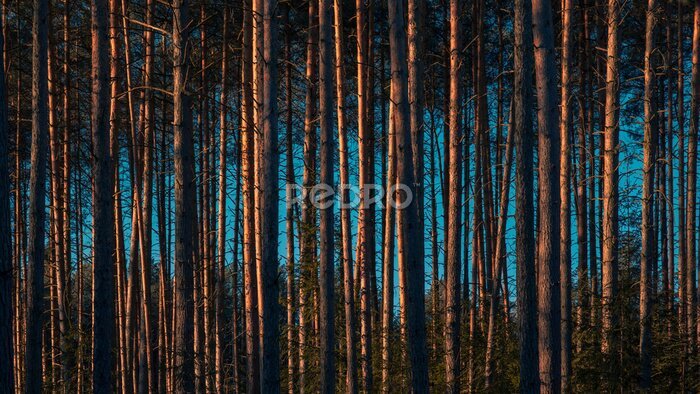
[0,0,699,391]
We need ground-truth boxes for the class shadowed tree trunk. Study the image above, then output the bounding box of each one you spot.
[0,1,12,388]
[514,0,538,391]
[532,0,562,391]
[215,4,230,392]
[686,0,699,351]
[172,0,196,389]
[259,0,281,389]
[91,0,115,389]
[388,0,429,389]
[25,0,50,390]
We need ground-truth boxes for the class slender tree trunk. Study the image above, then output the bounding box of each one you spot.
[299,1,317,390]
[388,0,429,389]
[444,0,462,390]
[381,98,395,394]
[318,0,335,390]
[173,0,196,389]
[532,0,562,391]
[0,0,12,387]
[283,10,296,392]
[356,0,373,388]
[559,0,572,389]
[241,0,260,390]
[25,0,50,389]
[678,0,687,335]
[514,0,538,391]
[485,103,515,389]
[601,0,620,383]
[259,0,281,390]
[640,0,658,388]
[687,0,699,351]
[334,0,357,390]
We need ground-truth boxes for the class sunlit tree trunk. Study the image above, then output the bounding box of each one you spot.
[241,0,260,389]
[444,0,462,390]
[334,0,357,390]
[601,0,620,375]
[356,0,373,388]
[559,0,572,389]
[318,0,335,390]
[640,0,658,388]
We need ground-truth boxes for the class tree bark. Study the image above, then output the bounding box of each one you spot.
[259,0,281,389]
[601,0,620,370]
[640,0,658,388]
[25,0,50,390]
[318,0,335,390]
[388,0,429,389]
[334,0,357,390]
[91,0,115,389]
[444,0,462,390]
[513,0,538,391]
[532,0,562,391]
[173,0,196,389]
[0,0,12,388]
[559,0,572,389]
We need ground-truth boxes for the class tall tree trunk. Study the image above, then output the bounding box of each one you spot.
[532,0,562,391]
[259,0,281,390]
[677,0,687,337]
[559,0,572,389]
[356,0,373,388]
[25,0,50,390]
[0,0,12,387]
[334,0,357,390]
[241,0,260,389]
[687,0,699,351]
[299,0,318,390]
[513,0,537,391]
[601,0,620,373]
[640,0,658,388]
[173,0,196,389]
[91,0,115,389]
[444,0,462,390]
[388,0,429,389]
[318,0,335,390]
